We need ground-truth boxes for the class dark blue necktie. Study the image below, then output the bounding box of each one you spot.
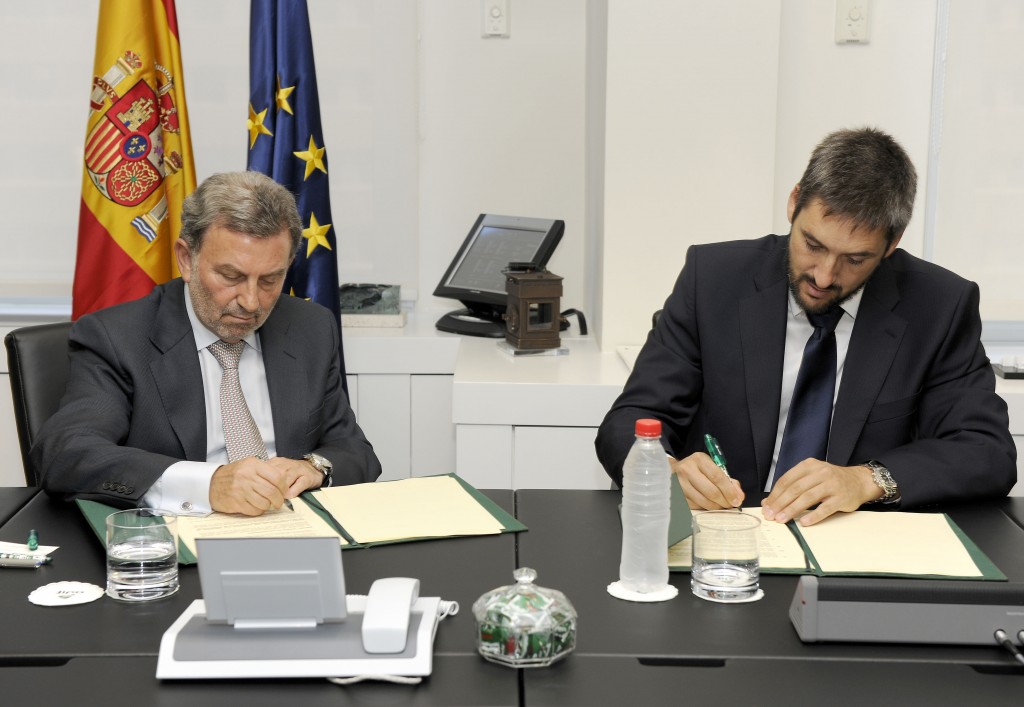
[770,306,845,489]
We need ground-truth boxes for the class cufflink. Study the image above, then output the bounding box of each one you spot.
[180,501,193,512]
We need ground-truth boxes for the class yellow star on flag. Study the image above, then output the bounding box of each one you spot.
[303,212,333,257]
[294,135,327,180]
[247,103,273,149]
[276,76,295,115]
[289,287,311,301]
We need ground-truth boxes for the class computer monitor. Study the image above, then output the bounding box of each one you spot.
[433,214,564,337]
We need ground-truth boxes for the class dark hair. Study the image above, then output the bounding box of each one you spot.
[179,171,302,257]
[792,127,917,244]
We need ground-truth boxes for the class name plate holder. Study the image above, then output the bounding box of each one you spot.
[156,538,440,679]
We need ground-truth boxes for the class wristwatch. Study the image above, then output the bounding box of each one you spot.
[303,453,334,488]
[864,460,900,504]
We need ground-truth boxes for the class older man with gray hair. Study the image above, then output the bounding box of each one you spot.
[37,171,381,515]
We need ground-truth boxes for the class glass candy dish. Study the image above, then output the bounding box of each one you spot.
[472,567,577,667]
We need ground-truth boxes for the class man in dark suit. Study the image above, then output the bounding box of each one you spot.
[595,128,1016,526]
[37,172,381,515]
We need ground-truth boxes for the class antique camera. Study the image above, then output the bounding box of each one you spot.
[503,264,563,351]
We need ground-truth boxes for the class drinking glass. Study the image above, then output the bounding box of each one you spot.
[691,511,760,602]
[105,509,179,601]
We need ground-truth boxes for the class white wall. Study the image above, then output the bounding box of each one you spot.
[598,0,782,349]
[932,0,1024,321]
[417,0,587,314]
[0,0,585,313]
[0,1,1019,348]
[772,0,936,255]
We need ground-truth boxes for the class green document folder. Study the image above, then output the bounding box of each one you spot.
[76,473,525,566]
[668,509,1006,582]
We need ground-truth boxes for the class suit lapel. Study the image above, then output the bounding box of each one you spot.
[149,281,207,461]
[828,259,905,464]
[258,304,304,457]
[740,243,789,484]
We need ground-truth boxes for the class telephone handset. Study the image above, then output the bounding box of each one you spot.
[361,577,420,653]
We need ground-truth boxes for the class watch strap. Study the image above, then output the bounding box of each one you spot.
[864,460,899,504]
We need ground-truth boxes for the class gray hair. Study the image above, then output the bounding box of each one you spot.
[179,171,302,257]
[792,127,917,244]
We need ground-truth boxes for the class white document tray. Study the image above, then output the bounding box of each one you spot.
[156,596,441,679]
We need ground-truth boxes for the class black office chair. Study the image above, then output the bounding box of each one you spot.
[4,321,73,485]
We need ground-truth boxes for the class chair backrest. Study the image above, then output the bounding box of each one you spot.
[4,321,73,485]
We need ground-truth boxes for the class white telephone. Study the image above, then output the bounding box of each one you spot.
[361,577,420,653]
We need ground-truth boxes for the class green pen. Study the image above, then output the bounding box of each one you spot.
[703,434,730,477]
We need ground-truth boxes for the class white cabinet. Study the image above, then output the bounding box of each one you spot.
[513,427,610,489]
[997,378,1024,497]
[456,424,610,490]
[411,375,456,478]
[356,373,412,481]
[452,336,629,490]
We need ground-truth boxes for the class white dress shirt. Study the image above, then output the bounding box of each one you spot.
[143,284,277,514]
[765,288,863,490]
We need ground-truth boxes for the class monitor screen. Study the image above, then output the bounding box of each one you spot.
[434,214,563,337]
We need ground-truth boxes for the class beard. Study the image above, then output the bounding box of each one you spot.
[189,276,275,342]
[785,251,868,315]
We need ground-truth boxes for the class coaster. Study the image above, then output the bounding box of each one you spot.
[29,581,105,606]
[607,580,679,603]
[692,588,764,604]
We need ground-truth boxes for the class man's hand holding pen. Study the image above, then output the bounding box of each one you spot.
[669,450,744,510]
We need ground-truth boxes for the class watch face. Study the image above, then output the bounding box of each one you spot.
[306,453,332,473]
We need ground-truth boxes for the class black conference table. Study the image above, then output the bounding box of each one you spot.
[0,489,519,706]
[2,488,1024,706]
[515,490,1024,706]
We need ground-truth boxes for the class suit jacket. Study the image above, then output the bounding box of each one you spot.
[35,279,382,505]
[595,235,1016,508]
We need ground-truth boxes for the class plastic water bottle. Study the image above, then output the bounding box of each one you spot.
[618,418,672,593]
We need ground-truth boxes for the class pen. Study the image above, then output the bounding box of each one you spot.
[0,553,51,569]
[27,529,38,551]
[704,434,730,477]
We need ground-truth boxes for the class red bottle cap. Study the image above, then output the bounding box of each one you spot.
[635,419,661,437]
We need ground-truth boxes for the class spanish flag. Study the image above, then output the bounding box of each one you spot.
[73,0,196,319]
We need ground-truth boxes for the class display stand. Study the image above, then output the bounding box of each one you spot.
[157,595,442,679]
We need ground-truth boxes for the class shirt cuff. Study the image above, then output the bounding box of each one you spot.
[142,461,218,515]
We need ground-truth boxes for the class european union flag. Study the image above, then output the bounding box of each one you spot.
[247,0,346,381]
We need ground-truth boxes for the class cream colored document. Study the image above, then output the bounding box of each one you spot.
[177,501,344,558]
[312,475,504,544]
[796,510,982,577]
[668,507,808,571]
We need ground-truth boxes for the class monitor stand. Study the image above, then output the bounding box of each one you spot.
[435,308,505,338]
